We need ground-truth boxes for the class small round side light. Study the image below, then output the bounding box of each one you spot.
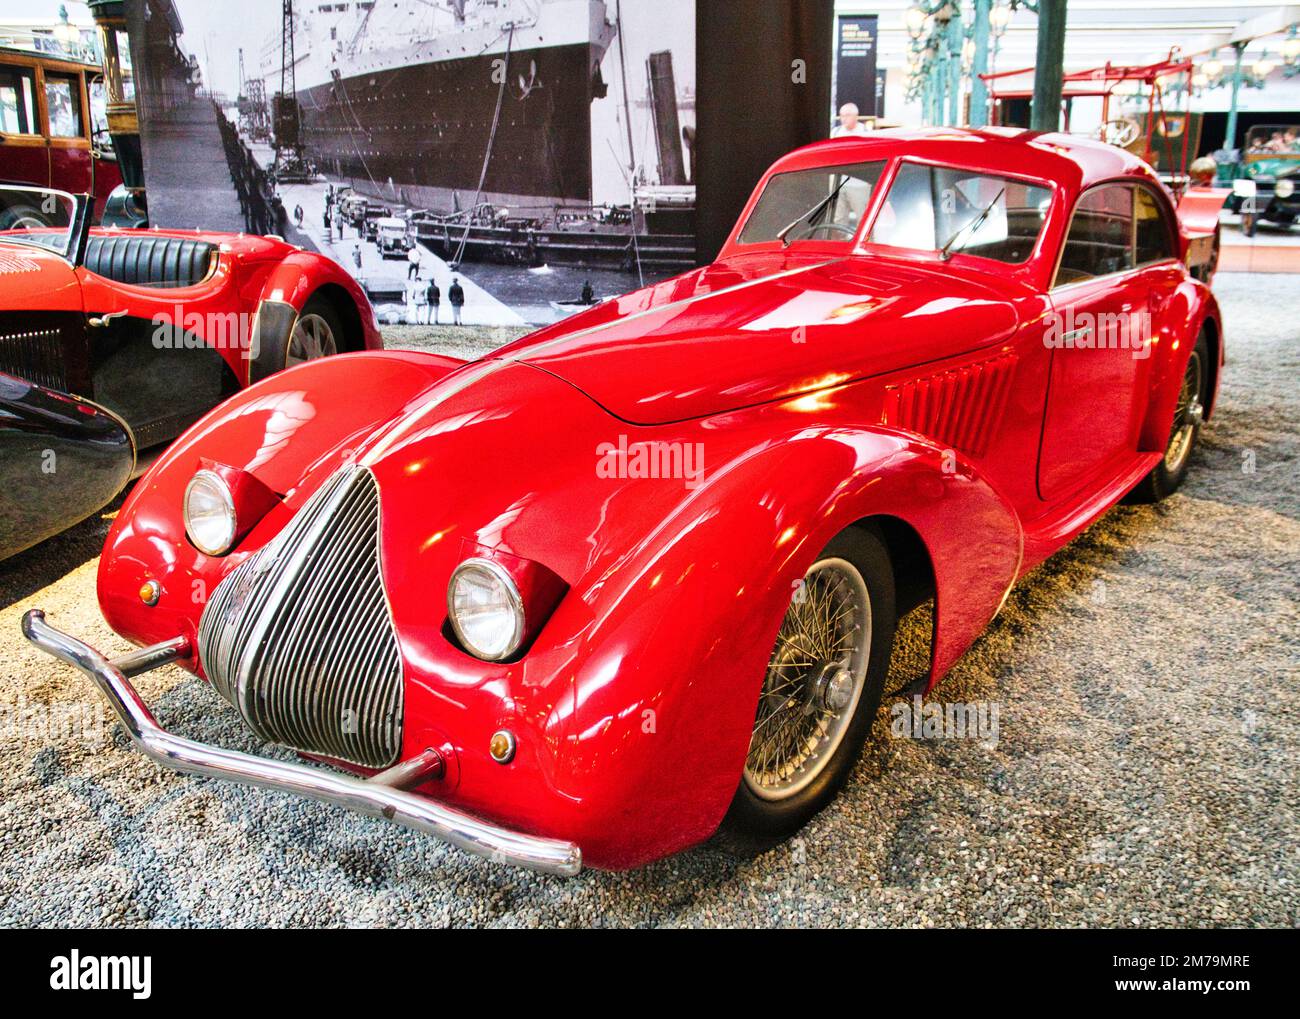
[489,729,516,765]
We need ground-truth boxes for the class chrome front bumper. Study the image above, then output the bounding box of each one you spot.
[21,610,582,877]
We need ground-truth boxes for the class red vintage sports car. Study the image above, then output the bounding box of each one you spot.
[0,185,383,560]
[25,129,1224,875]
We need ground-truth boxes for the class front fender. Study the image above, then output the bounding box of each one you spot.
[96,350,464,655]
[553,420,1021,866]
[1,373,135,562]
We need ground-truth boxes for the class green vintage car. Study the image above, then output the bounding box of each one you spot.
[1226,125,1300,236]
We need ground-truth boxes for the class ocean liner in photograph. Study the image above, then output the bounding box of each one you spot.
[286,0,615,210]
[263,0,696,273]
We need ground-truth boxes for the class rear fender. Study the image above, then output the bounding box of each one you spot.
[96,351,463,656]
[552,424,1021,865]
[1139,282,1222,453]
[249,252,382,382]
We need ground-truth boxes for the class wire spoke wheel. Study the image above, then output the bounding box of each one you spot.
[287,312,339,366]
[743,558,871,802]
[1164,349,1204,473]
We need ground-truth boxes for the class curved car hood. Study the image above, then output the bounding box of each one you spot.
[493,253,1021,424]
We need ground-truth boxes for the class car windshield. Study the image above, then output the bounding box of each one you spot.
[869,162,1052,264]
[1245,125,1300,156]
[0,186,77,259]
[738,160,886,245]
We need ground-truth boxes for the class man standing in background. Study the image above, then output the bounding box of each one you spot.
[832,102,869,138]
[425,277,440,325]
[449,277,465,325]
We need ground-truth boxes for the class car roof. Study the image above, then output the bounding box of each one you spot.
[769,126,1159,193]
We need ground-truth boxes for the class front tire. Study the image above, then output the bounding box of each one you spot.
[1130,333,1208,503]
[718,525,896,855]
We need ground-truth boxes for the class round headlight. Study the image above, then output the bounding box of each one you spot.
[448,558,524,661]
[183,470,237,556]
[1275,179,1295,199]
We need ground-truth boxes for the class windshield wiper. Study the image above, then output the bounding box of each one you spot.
[938,186,1005,260]
[777,176,849,247]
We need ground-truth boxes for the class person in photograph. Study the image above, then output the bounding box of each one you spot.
[352,244,362,271]
[293,204,304,228]
[425,277,440,324]
[405,282,417,324]
[408,244,421,280]
[581,279,594,304]
[323,206,332,236]
[832,102,869,138]
[449,277,465,325]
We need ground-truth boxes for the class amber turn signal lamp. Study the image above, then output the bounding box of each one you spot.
[489,730,516,764]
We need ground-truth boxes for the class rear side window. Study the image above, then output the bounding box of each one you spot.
[0,65,39,135]
[1055,184,1134,286]
[44,73,83,138]
[1135,186,1175,265]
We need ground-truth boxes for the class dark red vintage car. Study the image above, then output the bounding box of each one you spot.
[26,129,1223,875]
[0,46,125,222]
[0,184,383,561]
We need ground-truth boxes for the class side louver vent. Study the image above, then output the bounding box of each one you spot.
[881,351,1017,458]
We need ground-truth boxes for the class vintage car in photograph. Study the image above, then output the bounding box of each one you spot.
[25,128,1224,875]
[1225,123,1300,236]
[376,216,415,258]
[0,184,382,561]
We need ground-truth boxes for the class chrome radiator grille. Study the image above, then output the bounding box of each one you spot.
[197,464,403,768]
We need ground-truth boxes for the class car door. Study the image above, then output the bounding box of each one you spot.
[42,68,94,196]
[1134,181,1185,371]
[1038,182,1148,502]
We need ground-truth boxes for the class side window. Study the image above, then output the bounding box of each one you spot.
[44,73,83,138]
[1054,184,1134,287]
[0,65,39,135]
[1135,187,1175,265]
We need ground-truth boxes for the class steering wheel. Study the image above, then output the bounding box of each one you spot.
[1101,118,1141,149]
[790,221,856,242]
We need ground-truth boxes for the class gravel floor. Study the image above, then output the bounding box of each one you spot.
[0,275,1296,928]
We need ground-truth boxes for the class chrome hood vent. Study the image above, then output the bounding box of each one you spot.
[197,463,403,768]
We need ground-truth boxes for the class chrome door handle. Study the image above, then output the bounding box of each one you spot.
[88,310,128,328]
[1062,326,1093,344]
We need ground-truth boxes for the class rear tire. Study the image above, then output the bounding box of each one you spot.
[284,293,347,369]
[0,204,52,230]
[717,525,896,856]
[1129,332,1208,503]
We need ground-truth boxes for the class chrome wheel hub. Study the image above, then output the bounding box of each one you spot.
[743,558,871,802]
[815,663,856,713]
